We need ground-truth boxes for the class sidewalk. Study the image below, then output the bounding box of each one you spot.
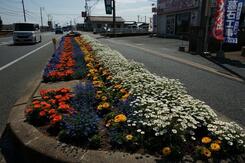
[206,51,245,80]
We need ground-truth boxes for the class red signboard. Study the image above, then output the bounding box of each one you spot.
[212,0,225,41]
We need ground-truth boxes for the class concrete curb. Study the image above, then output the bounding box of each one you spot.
[7,80,160,163]
[201,55,245,83]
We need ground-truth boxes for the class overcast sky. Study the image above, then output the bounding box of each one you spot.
[0,0,155,26]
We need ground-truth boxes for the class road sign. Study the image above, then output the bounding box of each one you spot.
[81,11,87,17]
[104,0,112,14]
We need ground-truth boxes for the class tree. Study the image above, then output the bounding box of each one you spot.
[0,16,2,31]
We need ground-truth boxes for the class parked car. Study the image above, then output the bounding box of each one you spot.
[13,23,42,44]
[55,27,63,34]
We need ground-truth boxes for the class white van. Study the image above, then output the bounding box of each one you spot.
[13,23,42,44]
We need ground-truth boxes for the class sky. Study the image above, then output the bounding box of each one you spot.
[0,0,155,26]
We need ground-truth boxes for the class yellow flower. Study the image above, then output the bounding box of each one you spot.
[120,88,127,94]
[162,147,171,156]
[102,102,110,109]
[210,143,221,152]
[114,114,127,123]
[106,76,112,80]
[101,96,108,101]
[97,104,103,110]
[201,137,212,144]
[95,94,101,99]
[126,134,133,141]
[114,84,122,89]
[96,91,103,94]
[93,76,98,81]
[213,140,222,145]
[121,93,130,101]
[202,147,212,157]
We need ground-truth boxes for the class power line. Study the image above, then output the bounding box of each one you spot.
[0,6,23,13]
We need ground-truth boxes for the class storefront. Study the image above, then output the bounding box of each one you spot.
[157,0,201,37]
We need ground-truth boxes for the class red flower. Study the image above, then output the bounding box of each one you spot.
[55,95,62,99]
[51,114,62,124]
[25,108,33,114]
[32,100,40,105]
[43,96,49,100]
[39,111,46,117]
[48,99,56,104]
[48,109,56,115]
[33,104,41,109]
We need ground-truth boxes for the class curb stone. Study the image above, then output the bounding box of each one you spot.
[201,55,245,83]
[7,80,161,163]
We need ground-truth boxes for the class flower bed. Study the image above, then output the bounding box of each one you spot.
[25,33,245,162]
[42,35,87,82]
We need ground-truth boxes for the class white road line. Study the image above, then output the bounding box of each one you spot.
[0,41,12,46]
[0,41,52,72]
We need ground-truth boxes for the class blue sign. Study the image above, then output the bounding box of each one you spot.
[224,0,244,44]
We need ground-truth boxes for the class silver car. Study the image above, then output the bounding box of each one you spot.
[13,23,42,44]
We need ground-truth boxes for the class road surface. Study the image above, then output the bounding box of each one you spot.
[0,32,62,135]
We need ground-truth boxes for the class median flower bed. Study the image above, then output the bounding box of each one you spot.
[25,33,245,162]
[43,35,87,82]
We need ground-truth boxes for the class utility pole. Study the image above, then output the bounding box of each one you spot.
[203,0,211,55]
[40,7,44,32]
[145,16,146,23]
[21,0,26,22]
[112,0,116,37]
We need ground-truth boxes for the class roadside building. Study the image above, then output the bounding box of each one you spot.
[156,0,245,52]
[138,23,149,31]
[157,0,201,37]
[85,16,125,33]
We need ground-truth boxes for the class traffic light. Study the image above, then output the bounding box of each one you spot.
[104,0,112,14]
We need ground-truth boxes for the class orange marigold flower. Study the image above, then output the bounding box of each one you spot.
[210,143,221,152]
[114,84,122,89]
[48,109,56,115]
[162,147,171,156]
[213,140,222,145]
[102,102,110,109]
[202,147,212,157]
[121,93,130,101]
[114,114,127,123]
[106,75,112,80]
[120,89,127,94]
[202,137,212,144]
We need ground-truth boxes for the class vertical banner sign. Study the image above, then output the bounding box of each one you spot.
[104,0,112,14]
[213,0,225,41]
[224,0,244,44]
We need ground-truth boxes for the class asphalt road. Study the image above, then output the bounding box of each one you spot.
[85,33,245,126]
[0,32,62,136]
